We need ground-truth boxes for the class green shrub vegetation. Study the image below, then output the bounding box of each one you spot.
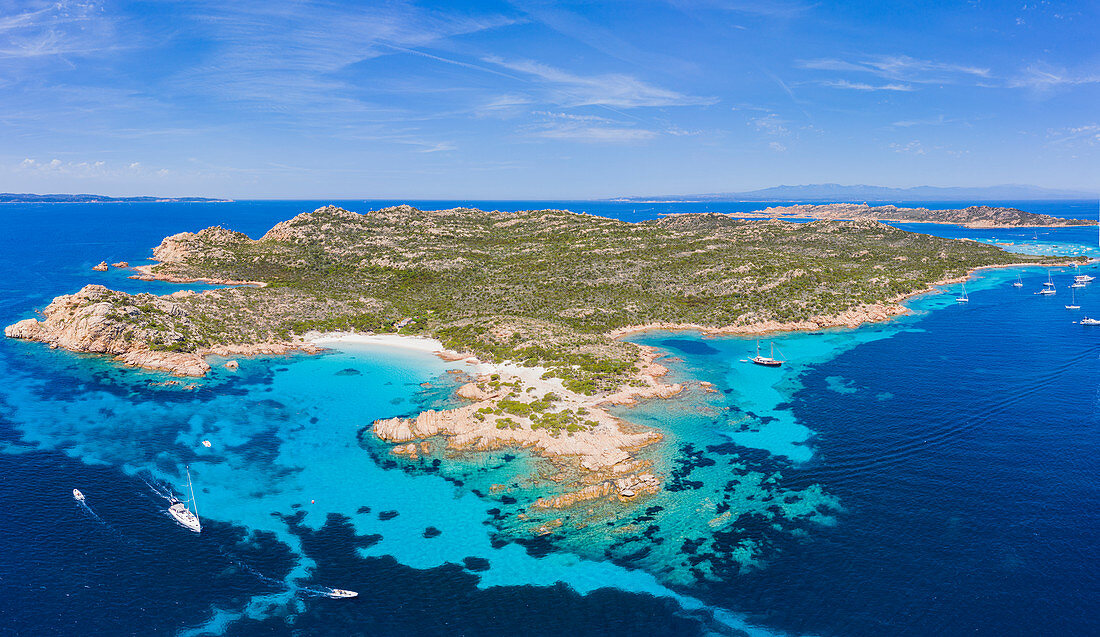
[82,204,1066,390]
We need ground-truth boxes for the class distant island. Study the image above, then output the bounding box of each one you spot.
[614,183,1099,202]
[0,193,229,203]
[730,203,1095,228]
[4,204,1075,519]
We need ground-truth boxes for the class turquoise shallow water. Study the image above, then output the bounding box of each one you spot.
[1,200,1098,635]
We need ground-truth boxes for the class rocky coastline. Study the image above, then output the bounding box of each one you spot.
[4,284,317,376]
[370,341,674,510]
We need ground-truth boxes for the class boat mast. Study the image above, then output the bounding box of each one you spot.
[186,466,198,517]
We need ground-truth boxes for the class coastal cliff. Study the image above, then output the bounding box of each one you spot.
[4,284,316,375]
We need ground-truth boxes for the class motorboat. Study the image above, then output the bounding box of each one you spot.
[73,489,85,502]
[1081,317,1100,326]
[328,589,359,599]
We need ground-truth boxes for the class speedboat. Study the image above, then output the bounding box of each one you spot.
[73,489,85,502]
[1081,317,1100,325]
[168,497,202,533]
[328,588,358,599]
[1074,274,1095,283]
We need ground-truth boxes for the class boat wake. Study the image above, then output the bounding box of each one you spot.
[75,498,106,525]
[139,474,176,502]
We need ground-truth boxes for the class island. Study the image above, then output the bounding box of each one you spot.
[0,193,229,203]
[732,203,1094,228]
[4,204,1074,516]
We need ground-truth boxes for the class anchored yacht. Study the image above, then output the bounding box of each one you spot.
[751,341,784,367]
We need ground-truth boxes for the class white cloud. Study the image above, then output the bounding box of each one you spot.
[0,0,119,59]
[769,141,787,152]
[1046,124,1100,146]
[892,114,950,127]
[1009,64,1100,90]
[750,113,789,135]
[17,157,163,177]
[799,55,990,84]
[821,79,914,92]
[526,112,656,143]
[173,2,516,115]
[484,56,715,108]
[889,141,925,155]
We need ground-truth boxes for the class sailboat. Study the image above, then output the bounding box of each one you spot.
[1036,271,1056,295]
[1012,274,1023,288]
[751,340,784,367]
[167,466,202,533]
[955,283,969,303]
[1066,286,1080,310]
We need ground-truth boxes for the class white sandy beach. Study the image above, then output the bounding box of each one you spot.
[305,331,451,354]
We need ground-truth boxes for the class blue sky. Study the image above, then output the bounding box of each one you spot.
[0,0,1097,198]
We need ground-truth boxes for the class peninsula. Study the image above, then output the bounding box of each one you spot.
[734,203,1095,228]
[4,204,1073,513]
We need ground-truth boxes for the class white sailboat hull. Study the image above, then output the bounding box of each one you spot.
[168,500,201,533]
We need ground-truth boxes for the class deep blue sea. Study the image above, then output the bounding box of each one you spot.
[1,199,1097,636]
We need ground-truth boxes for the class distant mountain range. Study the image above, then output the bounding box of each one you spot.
[614,184,1099,203]
[0,193,229,203]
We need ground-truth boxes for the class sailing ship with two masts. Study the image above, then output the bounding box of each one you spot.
[751,340,784,367]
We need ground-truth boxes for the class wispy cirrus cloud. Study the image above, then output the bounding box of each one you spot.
[1046,124,1100,146]
[820,79,914,92]
[1009,64,1100,91]
[483,56,715,108]
[892,114,951,127]
[175,1,516,112]
[0,0,120,59]
[799,55,990,84]
[525,111,656,143]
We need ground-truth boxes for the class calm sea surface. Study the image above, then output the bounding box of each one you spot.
[0,200,1097,636]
